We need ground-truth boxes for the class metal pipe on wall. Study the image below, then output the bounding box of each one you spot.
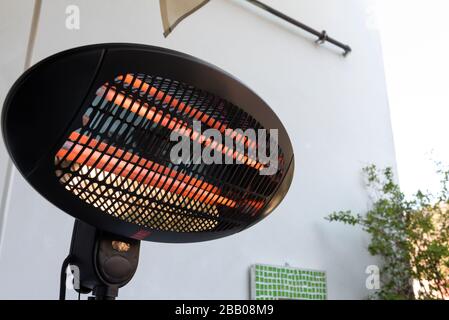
[246,0,352,56]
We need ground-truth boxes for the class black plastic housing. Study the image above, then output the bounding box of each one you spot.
[2,43,294,242]
[69,219,140,298]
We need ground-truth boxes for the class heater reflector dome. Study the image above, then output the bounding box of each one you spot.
[2,44,294,242]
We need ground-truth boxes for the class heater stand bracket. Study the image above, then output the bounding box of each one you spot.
[60,220,140,300]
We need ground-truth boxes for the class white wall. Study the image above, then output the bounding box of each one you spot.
[0,0,395,299]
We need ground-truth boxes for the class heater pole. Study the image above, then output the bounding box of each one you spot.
[91,286,119,300]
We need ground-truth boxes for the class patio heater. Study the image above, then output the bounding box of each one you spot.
[2,43,294,299]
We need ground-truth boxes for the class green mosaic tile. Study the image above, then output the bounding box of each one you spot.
[252,264,327,300]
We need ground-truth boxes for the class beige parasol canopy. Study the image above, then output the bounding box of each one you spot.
[159,0,210,37]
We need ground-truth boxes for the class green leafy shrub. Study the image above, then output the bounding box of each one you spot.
[327,165,449,299]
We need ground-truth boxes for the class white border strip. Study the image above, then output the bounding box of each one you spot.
[0,0,42,256]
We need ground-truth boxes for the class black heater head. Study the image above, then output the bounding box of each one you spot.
[2,43,294,243]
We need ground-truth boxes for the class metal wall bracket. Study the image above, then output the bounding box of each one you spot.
[246,0,352,57]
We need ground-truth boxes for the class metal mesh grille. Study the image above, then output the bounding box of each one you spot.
[54,73,286,233]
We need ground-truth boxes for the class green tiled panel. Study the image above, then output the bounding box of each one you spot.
[251,264,327,300]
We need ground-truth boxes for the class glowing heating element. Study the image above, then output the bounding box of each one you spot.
[119,74,258,150]
[54,73,271,234]
[57,133,236,208]
[55,138,225,232]
[55,132,265,232]
[56,159,220,232]
[97,85,265,170]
